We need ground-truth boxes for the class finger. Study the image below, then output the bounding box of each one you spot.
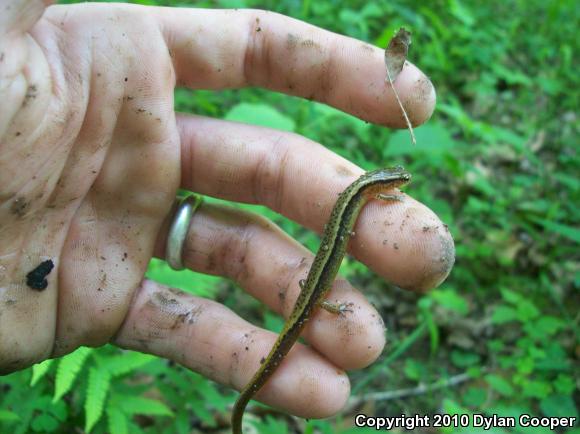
[157,8,435,127]
[1,0,48,35]
[178,114,455,291]
[112,280,350,419]
[153,202,386,371]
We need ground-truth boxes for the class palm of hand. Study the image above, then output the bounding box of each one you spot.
[1,3,179,369]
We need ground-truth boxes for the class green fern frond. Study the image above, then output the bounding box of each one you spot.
[106,404,129,434]
[53,346,93,402]
[116,395,174,417]
[84,367,111,433]
[30,359,54,387]
[102,351,156,378]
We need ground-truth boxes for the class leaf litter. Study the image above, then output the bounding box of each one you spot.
[385,27,416,144]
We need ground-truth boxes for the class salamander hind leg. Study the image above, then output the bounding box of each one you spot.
[320,300,354,315]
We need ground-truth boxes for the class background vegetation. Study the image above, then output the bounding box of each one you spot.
[1,0,578,433]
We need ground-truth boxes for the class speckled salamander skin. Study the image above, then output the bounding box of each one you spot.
[231,167,412,434]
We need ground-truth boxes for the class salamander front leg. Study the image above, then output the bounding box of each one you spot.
[299,280,354,314]
[377,193,404,202]
[320,300,354,315]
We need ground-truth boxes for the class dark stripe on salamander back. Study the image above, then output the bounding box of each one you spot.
[231,167,410,434]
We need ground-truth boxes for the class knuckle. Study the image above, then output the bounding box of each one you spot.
[242,9,275,86]
[251,134,291,211]
[218,213,267,283]
[0,336,52,374]
[312,44,338,103]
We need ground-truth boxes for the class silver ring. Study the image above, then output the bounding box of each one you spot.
[166,193,203,270]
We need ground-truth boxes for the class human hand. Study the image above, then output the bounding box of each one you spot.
[0,0,453,419]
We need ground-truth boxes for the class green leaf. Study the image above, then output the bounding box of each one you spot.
[515,357,534,375]
[485,374,514,397]
[253,415,289,434]
[451,350,481,368]
[467,366,484,378]
[535,342,571,371]
[385,122,454,157]
[224,103,295,131]
[117,396,174,417]
[102,352,156,378]
[516,299,540,321]
[537,316,566,335]
[492,63,533,87]
[528,217,580,244]
[462,387,487,408]
[0,410,20,422]
[263,310,285,334]
[424,307,440,355]
[381,322,428,366]
[449,0,475,26]
[107,405,129,434]
[31,413,58,432]
[48,400,67,422]
[53,347,93,402]
[554,173,580,192]
[146,258,222,297]
[554,374,575,394]
[487,339,505,353]
[431,289,469,315]
[442,398,470,415]
[403,359,424,380]
[85,367,111,433]
[522,379,552,399]
[218,0,247,8]
[491,306,518,324]
[540,394,578,418]
[30,359,54,386]
[526,316,566,339]
[191,402,214,427]
[174,411,191,434]
[500,288,522,304]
